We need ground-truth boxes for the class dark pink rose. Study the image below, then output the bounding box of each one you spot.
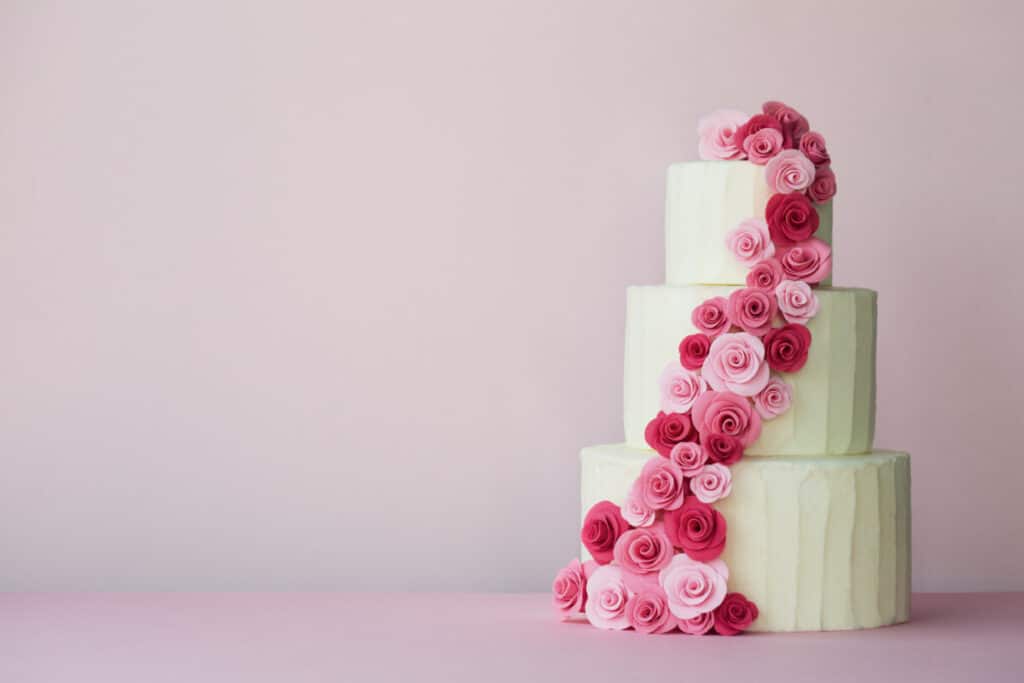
[644,411,697,457]
[691,296,730,337]
[626,587,677,634]
[702,433,744,466]
[799,131,830,165]
[765,192,820,245]
[746,258,784,290]
[613,525,674,575]
[807,164,837,203]
[691,391,762,447]
[778,238,832,284]
[764,323,812,373]
[581,500,628,564]
[663,498,727,562]
[727,288,777,337]
[735,113,783,152]
[552,558,596,619]
[678,333,711,370]
[762,101,810,148]
[713,593,759,635]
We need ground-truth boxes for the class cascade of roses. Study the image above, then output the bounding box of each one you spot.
[553,101,832,636]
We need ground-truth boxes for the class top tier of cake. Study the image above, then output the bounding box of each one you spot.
[665,161,833,285]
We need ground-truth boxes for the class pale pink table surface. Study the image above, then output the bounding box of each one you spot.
[2,592,1021,682]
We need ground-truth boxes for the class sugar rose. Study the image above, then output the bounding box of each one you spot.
[764,323,812,373]
[658,361,708,414]
[691,296,731,337]
[663,497,727,562]
[645,411,698,457]
[692,390,762,447]
[763,100,810,148]
[626,587,677,634]
[581,500,628,564]
[746,257,784,291]
[552,558,595,619]
[734,113,783,152]
[621,483,656,527]
[613,525,674,575]
[702,432,744,466]
[778,238,832,284]
[659,554,729,619]
[742,127,784,165]
[701,332,770,397]
[765,149,816,194]
[697,109,748,161]
[636,456,687,512]
[765,192,820,244]
[690,463,733,504]
[678,611,715,635]
[727,288,777,337]
[713,592,759,635]
[808,164,837,203]
[799,131,830,165]
[678,333,712,371]
[775,279,820,324]
[585,565,632,630]
[753,376,793,420]
[726,218,774,266]
[669,442,707,476]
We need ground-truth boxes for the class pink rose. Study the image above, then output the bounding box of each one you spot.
[765,149,816,194]
[692,391,762,446]
[669,442,707,477]
[678,612,715,635]
[775,279,820,324]
[753,376,793,420]
[626,587,677,634]
[734,114,783,151]
[663,497,727,562]
[678,333,711,371]
[697,109,748,161]
[807,164,837,203]
[702,433,744,466]
[778,238,832,284]
[658,554,729,619]
[552,558,596,619]
[701,332,769,397]
[799,131,830,165]
[746,257,784,291]
[621,483,656,527]
[762,101,810,148]
[581,500,628,564]
[713,593,759,635]
[658,361,708,414]
[691,296,731,338]
[613,524,674,575]
[644,411,697,457]
[690,463,732,504]
[636,456,687,511]
[726,288,777,337]
[584,565,632,630]
[741,127,784,165]
[725,218,774,266]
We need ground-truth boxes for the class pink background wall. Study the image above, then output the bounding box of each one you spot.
[2,1,1022,591]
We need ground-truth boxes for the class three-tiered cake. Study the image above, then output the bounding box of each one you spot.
[552,103,910,634]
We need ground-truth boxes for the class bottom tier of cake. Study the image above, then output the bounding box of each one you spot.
[580,444,911,632]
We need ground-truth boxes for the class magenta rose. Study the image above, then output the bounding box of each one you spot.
[725,218,774,266]
[636,456,687,511]
[764,323,812,373]
[778,238,832,284]
[762,101,810,148]
[765,149,816,194]
[658,554,729,620]
[713,592,759,635]
[727,288,777,337]
[690,463,732,504]
[581,500,628,564]
[807,164,837,203]
[552,558,595,619]
[742,127,784,165]
[669,442,707,477]
[697,109,749,161]
[645,411,697,457]
[584,565,632,630]
[746,257,784,291]
[702,432,744,466]
[691,296,731,337]
[678,611,715,635]
[678,333,711,371]
[701,332,769,397]
[799,131,830,165]
[735,113,783,151]
[663,498,727,562]
[775,279,819,324]
[658,361,707,414]
[613,525,674,575]
[765,192,820,245]
[626,587,677,634]
[753,376,793,420]
[692,390,762,447]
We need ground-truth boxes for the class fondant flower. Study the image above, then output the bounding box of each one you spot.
[636,456,687,511]
[678,612,715,635]
[663,497,727,562]
[765,149,816,194]
[778,238,832,284]
[678,333,712,371]
[735,113,783,152]
[762,101,810,148]
[669,442,707,477]
[621,483,656,527]
[713,592,759,635]
[765,192,820,244]
[753,376,793,420]
[775,279,820,324]
[697,109,749,161]
[658,361,708,414]
[726,288,777,337]
[702,433,744,466]
[626,587,677,634]
[692,391,762,446]
[584,565,632,630]
[658,553,729,619]
[645,411,698,457]
[725,218,774,266]
[799,131,830,165]
[552,558,595,619]
[741,127,784,165]
[764,323,812,373]
[690,463,732,504]
[613,524,674,575]
[746,257,784,291]
[701,332,770,397]
[691,296,731,338]
[581,500,628,564]
[807,164,837,203]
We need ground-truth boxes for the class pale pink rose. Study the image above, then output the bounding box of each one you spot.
[626,587,678,634]
[552,558,596,619]
[742,127,784,165]
[678,611,715,635]
[692,390,762,447]
[725,218,774,266]
[690,464,733,504]
[658,361,708,414]
[669,442,707,477]
[613,524,674,575]
[775,279,820,324]
[701,332,770,397]
[765,149,816,194]
[697,109,748,161]
[637,456,687,511]
[778,238,832,284]
[621,482,656,527]
[585,565,632,630]
[659,554,730,619]
[753,377,792,420]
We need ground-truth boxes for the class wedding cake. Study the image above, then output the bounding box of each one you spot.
[551,102,911,634]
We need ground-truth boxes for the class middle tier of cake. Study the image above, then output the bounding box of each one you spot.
[625,285,876,456]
